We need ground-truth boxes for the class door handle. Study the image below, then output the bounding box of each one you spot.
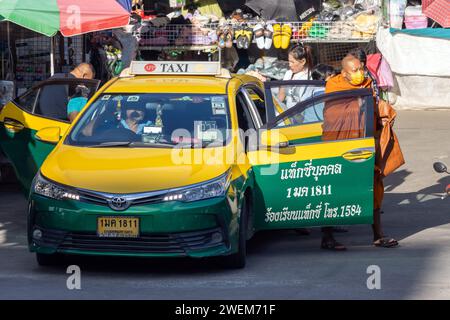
[342,148,375,162]
[3,118,25,133]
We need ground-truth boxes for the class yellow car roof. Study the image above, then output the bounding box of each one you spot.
[104,75,232,95]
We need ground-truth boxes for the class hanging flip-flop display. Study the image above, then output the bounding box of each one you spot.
[264,24,274,50]
[217,27,226,49]
[234,26,245,49]
[225,27,234,49]
[253,23,266,50]
[272,24,282,49]
[281,24,292,50]
[242,27,253,50]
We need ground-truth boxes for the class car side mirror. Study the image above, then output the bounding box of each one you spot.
[35,127,62,144]
[433,162,448,174]
[260,130,289,149]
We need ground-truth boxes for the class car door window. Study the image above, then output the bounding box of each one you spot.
[243,86,267,125]
[33,79,100,122]
[266,88,374,146]
[13,88,39,113]
[265,80,326,122]
[236,92,255,132]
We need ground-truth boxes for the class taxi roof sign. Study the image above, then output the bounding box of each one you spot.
[130,61,222,76]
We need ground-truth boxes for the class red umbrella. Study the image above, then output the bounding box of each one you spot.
[422,0,450,28]
[0,0,131,37]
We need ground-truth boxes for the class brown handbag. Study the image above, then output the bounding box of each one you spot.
[377,100,405,177]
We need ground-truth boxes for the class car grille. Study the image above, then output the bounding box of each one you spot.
[77,189,167,207]
[35,227,226,255]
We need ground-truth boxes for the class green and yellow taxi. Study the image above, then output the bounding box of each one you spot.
[0,61,376,268]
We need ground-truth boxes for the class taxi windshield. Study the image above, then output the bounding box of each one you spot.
[66,93,230,148]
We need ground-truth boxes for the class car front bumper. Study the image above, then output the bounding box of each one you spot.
[28,193,240,258]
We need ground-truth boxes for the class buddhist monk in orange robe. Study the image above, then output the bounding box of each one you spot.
[323,54,398,248]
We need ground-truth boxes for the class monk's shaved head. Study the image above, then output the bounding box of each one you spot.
[71,63,95,79]
[341,54,362,73]
[340,53,365,85]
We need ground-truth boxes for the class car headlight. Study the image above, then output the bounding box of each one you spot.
[33,173,80,201]
[163,171,231,203]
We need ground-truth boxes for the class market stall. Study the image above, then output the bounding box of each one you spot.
[377,26,450,109]
[375,0,450,109]
[1,0,384,95]
[0,0,131,96]
[132,0,381,75]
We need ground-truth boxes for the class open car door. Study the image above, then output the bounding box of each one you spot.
[248,80,376,229]
[0,78,100,194]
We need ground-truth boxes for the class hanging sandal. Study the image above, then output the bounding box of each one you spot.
[253,23,265,50]
[225,27,234,49]
[321,238,347,251]
[373,237,399,248]
[234,27,245,49]
[217,28,226,49]
[281,23,292,50]
[264,24,274,50]
[272,23,282,49]
[242,27,253,49]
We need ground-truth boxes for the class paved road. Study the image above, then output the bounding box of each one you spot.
[1,110,449,300]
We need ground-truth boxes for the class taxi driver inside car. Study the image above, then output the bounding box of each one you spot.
[0,60,377,268]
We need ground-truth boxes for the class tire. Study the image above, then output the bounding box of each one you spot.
[36,253,61,266]
[221,198,248,269]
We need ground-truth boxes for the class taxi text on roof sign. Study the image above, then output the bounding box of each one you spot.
[130,61,222,76]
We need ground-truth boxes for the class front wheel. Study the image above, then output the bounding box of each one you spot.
[221,198,248,269]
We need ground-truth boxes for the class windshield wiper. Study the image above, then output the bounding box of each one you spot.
[87,142,132,148]
[86,141,219,149]
[128,142,175,148]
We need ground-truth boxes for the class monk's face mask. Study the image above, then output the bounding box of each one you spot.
[348,70,365,86]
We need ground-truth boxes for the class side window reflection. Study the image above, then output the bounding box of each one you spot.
[273,95,370,145]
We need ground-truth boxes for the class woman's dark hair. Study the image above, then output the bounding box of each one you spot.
[348,48,367,66]
[185,0,199,13]
[311,64,337,81]
[288,44,314,72]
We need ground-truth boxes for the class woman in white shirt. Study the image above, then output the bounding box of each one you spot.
[278,44,315,109]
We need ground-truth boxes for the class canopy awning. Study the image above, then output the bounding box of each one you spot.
[0,0,130,37]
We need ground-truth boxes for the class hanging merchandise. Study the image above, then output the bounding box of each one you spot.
[105,45,124,77]
[309,22,330,39]
[367,53,394,89]
[170,0,186,8]
[245,0,299,21]
[237,57,289,81]
[183,0,224,19]
[253,23,266,49]
[132,0,383,72]
[351,12,382,38]
[294,0,322,21]
[390,0,408,28]
[14,36,50,91]
[216,0,246,15]
[404,5,428,29]
[234,25,254,49]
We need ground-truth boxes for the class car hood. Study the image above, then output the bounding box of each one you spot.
[41,144,232,194]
